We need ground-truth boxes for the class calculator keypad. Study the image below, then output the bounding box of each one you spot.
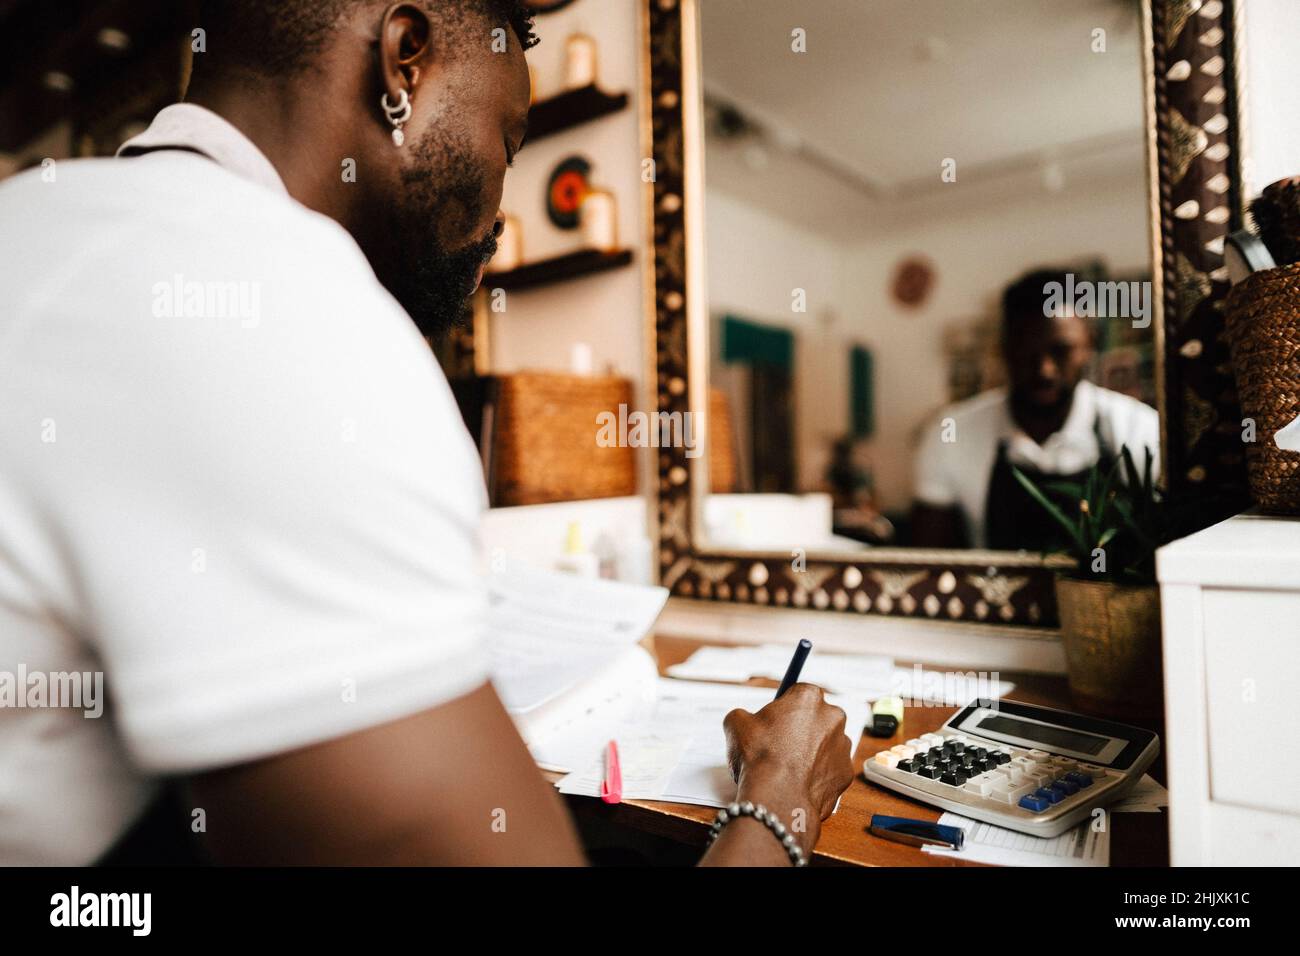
[870,733,1113,816]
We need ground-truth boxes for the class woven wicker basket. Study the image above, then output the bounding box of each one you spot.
[489,372,637,507]
[1224,262,1300,514]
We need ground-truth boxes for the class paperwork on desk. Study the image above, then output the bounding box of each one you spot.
[919,777,1166,866]
[486,562,668,715]
[666,644,1015,702]
[667,644,892,694]
[1108,774,1168,813]
[923,812,1110,867]
[483,565,870,805]
[553,678,870,807]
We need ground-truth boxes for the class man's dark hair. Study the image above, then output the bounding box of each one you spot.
[1001,268,1065,341]
[192,0,537,78]
[1002,269,1071,326]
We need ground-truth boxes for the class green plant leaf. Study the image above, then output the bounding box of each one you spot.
[1011,465,1088,555]
[1092,455,1123,531]
[1042,479,1084,499]
[1113,497,1158,552]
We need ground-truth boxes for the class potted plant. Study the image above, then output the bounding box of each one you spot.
[1012,447,1179,718]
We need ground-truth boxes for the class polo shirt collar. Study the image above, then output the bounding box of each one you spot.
[1003,379,1100,464]
[117,103,288,195]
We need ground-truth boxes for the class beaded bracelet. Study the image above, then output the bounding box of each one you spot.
[704,801,807,866]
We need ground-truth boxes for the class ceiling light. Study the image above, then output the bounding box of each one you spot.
[96,27,132,52]
[42,70,75,93]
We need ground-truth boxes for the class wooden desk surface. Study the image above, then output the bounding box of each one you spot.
[549,634,1169,867]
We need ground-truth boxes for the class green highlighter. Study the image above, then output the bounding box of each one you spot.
[868,696,904,738]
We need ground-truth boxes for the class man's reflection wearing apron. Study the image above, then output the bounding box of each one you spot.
[983,283,1109,553]
[911,270,1156,551]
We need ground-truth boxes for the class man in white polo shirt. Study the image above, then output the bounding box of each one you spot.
[912,269,1160,551]
[0,0,851,866]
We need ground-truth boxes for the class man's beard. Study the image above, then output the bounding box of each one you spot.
[387,126,498,341]
[391,227,497,341]
[1011,379,1078,422]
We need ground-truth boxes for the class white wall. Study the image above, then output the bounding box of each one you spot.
[481,495,648,575]
[488,2,645,386]
[705,190,848,492]
[1240,0,1300,196]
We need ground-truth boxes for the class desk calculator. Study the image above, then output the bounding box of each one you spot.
[863,699,1160,837]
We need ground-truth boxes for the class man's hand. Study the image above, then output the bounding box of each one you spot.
[701,683,855,864]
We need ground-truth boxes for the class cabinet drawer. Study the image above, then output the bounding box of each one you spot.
[1201,588,1300,817]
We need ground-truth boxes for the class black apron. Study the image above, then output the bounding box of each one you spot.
[984,412,1115,553]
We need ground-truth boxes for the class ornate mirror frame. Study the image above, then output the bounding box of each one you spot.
[642,0,1247,628]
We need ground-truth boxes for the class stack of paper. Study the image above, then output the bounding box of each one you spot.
[888,664,1015,706]
[917,778,1166,867]
[922,812,1110,866]
[1108,775,1168,813]
[666,643,1015,703]
[667,644,895,695]
[523,646,660,772]
[555,678,870,807]
[485,562,668,715]
[481,566,885,809]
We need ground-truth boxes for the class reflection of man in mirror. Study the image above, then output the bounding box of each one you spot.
[910,269,1159,551]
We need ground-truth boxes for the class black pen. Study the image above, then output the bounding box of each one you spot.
[774,639,812,699]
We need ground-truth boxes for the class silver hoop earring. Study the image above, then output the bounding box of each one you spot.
[381,89,412,147]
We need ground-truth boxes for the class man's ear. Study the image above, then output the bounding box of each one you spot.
[377,3,433,104]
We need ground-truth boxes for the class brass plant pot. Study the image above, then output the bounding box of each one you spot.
[1054,577,1163,719]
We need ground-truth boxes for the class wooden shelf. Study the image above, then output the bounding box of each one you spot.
[484,248,633,291]
[525,85,629,143]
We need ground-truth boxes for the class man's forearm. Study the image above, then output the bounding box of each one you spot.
[187,683,589,866]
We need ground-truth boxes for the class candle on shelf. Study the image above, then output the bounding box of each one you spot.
[571,342,594,376]
[580,189,618,252]
[564,33,597,90]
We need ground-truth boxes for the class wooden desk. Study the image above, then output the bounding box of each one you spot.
[550,634,1169,867]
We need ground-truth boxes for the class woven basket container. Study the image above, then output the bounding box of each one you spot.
[490,372,637,507]
[1224,262,1300,514]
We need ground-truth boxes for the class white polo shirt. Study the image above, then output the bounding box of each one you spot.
[913,380,1160,549]
[0,104,491,864]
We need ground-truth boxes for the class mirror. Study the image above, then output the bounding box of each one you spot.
[694,0,1159,557]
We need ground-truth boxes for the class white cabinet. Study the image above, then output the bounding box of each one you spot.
[1157,512,1300,865]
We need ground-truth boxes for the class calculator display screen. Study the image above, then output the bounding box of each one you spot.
[975,715,1108,755]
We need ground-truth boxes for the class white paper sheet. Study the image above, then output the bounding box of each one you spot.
[523,646,660,771]
[665,644,1015,703]
[666,644,895,696]
[555,678,870,807]
[922,811,1110,866]
[554,731,693,799]
[485,562,668,714]
[887,664,1015,706]
[1108,774,1168,813]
